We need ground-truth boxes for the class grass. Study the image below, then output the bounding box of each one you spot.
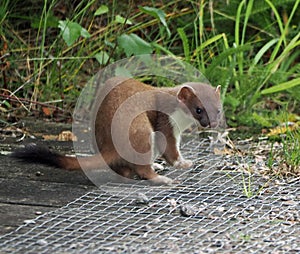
[0,0,299,173]
[278,128,300,175]
[242,173,255,198]
[282,130,300,168]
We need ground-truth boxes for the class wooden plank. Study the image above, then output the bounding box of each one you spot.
[0,178,95,207]
[0,120,99,235]
[0,152,96,235]
[0,154,94,186]
[0,203,55,235]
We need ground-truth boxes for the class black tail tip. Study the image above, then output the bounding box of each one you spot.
[11,143,61,167]
[12,143,49,158]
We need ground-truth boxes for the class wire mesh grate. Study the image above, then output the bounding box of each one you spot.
[1,136,299,253]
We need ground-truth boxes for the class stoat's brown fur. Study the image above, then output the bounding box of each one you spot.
[12,77,223,184]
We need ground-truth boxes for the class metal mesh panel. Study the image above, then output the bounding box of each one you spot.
[1,137,299,253]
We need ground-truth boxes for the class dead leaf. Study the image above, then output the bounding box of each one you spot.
[42,106,54,117]
[267,122,299,136]
[57,130,77,141]
[213,147,235,155]
[42,134,58,141]
[42,131,77,141]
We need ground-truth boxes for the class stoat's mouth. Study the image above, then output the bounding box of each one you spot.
[209,121,218,129]
[197,120,211,129]
[195,122,209,130]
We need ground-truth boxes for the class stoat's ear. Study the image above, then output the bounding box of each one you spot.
[216,85,221,97]
[177,86,195,103]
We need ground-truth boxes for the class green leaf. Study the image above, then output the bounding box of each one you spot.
[225,95,240,109]
[58,20,90,46]
[115,15,132,25]
[177,28,190,63]
[95,51,110,65]
[252,112,272,127]
[31,14,58,29]
[115,66,133,78]
[94,5,109,16]
[139,6,170,37]
[80,27,91,38]
[117,33,153,57]
[206,44,251,75]
[261,77,300,94]
[248,38,279,74]
[194,33,226,55]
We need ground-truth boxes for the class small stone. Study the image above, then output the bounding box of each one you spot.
[69,243,77,249]
[36,239,48,246]
[24,219,35,224]
[282,200,297,206]
[167,198,177,208]
[70,243,83,249]
[152,218,161,224]
[35,211,42,215]
[216,206,225,213]
[145,225,152,231]
[180,204,197,217]
[248,206,255,211]
[135,193,149,205]
[281,195,295,201]
[242,210,250,216]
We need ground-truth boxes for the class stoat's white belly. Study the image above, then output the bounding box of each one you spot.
[170,108,195,149]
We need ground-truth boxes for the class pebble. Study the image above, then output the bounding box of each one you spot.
[167,198,177,209]
[36,239,48,246]
[281,195,295,201]
[216,206,225,213]
[248,206,256,211]
[152,218,161,224]
[24,219,35,224]
[180,204,197,217]
[282,200,297,206]
[145,225,152,231]
[135,193,149,205]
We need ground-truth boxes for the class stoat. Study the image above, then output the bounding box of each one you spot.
[12,77,223,185]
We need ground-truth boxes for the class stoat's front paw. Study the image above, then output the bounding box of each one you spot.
[151,175,173,185]
[174,159,193,169]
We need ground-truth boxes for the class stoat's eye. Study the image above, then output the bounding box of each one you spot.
[196,107,202,114]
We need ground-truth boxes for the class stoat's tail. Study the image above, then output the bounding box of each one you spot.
[11,143,113,171]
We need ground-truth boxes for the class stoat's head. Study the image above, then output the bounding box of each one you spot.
[177,82,223,128]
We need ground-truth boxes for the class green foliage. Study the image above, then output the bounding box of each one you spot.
[177,28,190,63]
[114,15,133,25]
[58,19,91,46]
[242,173,254,198]
[94,5,109,16]
[262,78,300,94]
[282,128,300,168]
[94,51,110,65]
[0,0,9,25]
[117,34,153,57]
[139,6,170,38]
[0,0,299,129]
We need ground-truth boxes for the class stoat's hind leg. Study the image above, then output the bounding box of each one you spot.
[114,167,135,179]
